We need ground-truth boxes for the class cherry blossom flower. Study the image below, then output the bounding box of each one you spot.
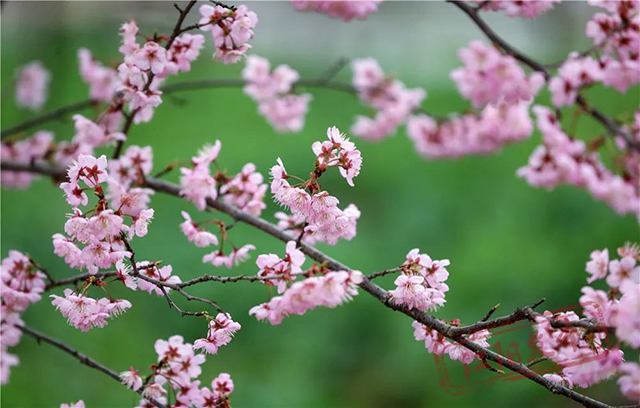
[78,48,120,101]
[606,255,639,288]
[586,249,609,283]
[250,270,363,325]
[199,4,257,63]
[451,41,545,107]
[1,250,46,312]
[291,0,382,21]
[180,212,219,248]
[350,58,426,141]
[412,321,451,355]
[193,313,241,354]
[474,0,560,18]
[614,279,640,347]
[1,131,54,188]
[618,362,640,401]
[136,263,181,296]
[129,42,168,74]
[447,330,491,364]
[120,367,143,391]
[15,61,50,110]
[256,240,305,293]
[119,20,140,56]
[243,55,311,132]
[50,289,131,332]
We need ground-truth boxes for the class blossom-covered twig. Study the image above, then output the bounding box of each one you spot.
[16,324,166,408]
[449,0,638,150]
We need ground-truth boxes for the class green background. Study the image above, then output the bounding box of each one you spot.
[1,2,638,407]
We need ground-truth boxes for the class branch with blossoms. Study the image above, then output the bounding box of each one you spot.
[1,1,639,408]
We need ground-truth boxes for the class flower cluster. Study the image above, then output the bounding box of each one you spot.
[350,58,426,141]
[1,251,46,384]
[180,142,221,211]
[549,55,602,107]
[220,163,268,216]
[450,41,545,108]
[412,322,491,364]
[15,61,50,110]
[250,270,363,325]
[136,262,182,296]
[389,249,449,311]
[535,311,623,388]
[54,154,155,274]
[291,0,383,21]
[256,240,305,293]
[585,0,640,93]
[126,335,235,407]
[517,107,639,218]
[532,243,639,398]
[193,313,241,355]
[50,288,132,332]
[407,101,533,159]
[78,48,119,101]
[106,145,155,219]
[198,4,258,64]
[270,127,361,245]
[1,131,53,188]
[243,55,311,132]
[474,0,560,18]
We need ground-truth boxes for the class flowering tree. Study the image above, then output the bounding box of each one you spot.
[1,1,639,407]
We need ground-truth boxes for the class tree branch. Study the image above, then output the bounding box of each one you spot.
[16,324,166,408]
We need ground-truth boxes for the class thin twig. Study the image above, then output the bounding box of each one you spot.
[17,324,166,408]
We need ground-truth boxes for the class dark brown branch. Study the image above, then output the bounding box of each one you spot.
[1,99,98,139]
[449,0,639,151]
[17,324,166,408]
[1,159,615,408]
[1,77,356,141]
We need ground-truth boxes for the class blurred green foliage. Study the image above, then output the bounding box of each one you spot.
[1,2,638,408]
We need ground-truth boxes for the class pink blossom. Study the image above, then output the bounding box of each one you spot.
[193,313,241,354]
[618,362,640,401]
[119,20,140,56]
[412,321,451,355]
[1,250,46,312]
[451,41,544,107]
[199,4,257,64]
[615,279,640,347]
[60,401,85,408]
[1,131,54,188]
[256,240,305,293]
[50,289,131,332]
[120,367,143,391]
[607,255,639,288]
[258,94,312,132]
[180,211,219,248]
[78,48,120,101]
[15,61,50,110]
[137,263,181,296]
[250,270,363,325]
[586,248,609,283]
[351,58,426,141]
[447,330,491,364]
[129,42,168,74]
[291,0,382,21]
[474,0,560,18]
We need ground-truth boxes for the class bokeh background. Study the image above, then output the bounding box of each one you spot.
[1,1,638,407]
